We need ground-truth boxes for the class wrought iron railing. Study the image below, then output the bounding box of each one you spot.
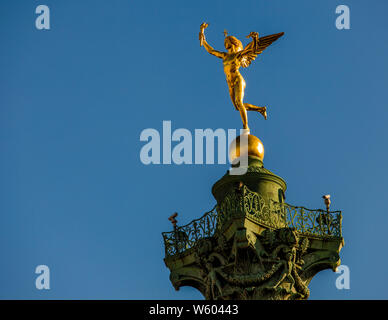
[217,186,288,230]
[285,204,342,237]
[162,206,218,257]
[217,186,343,237]
[162,186,342,257]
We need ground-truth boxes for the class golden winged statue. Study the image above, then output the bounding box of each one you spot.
[199,23,284,130]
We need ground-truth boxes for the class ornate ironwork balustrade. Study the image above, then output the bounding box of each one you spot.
[162,186,342,257]
[162,206,218,257]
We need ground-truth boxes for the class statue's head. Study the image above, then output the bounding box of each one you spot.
[224,36,243,52]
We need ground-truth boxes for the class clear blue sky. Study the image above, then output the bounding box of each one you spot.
[1,0,388,299]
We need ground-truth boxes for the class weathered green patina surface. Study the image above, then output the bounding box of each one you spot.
[163,157,344,300]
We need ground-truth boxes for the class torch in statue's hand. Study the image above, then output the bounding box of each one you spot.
[246,31,259,51]
[199,22,209,46]
[246,31,259,40]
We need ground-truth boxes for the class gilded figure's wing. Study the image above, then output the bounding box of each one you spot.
[240,32,284,68]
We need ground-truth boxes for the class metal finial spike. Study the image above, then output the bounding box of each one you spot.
[168,212,178,227]
[223,29,228,37]
[322,195,331,212]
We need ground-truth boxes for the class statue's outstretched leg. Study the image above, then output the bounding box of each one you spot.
[232,79,249,130]
[237,106,249,130]
[244,104,267,120]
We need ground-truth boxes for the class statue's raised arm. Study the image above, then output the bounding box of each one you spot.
[238,32,284,68]
[199,23,226,59]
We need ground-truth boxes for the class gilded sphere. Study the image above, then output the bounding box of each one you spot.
[229,134,264,162]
